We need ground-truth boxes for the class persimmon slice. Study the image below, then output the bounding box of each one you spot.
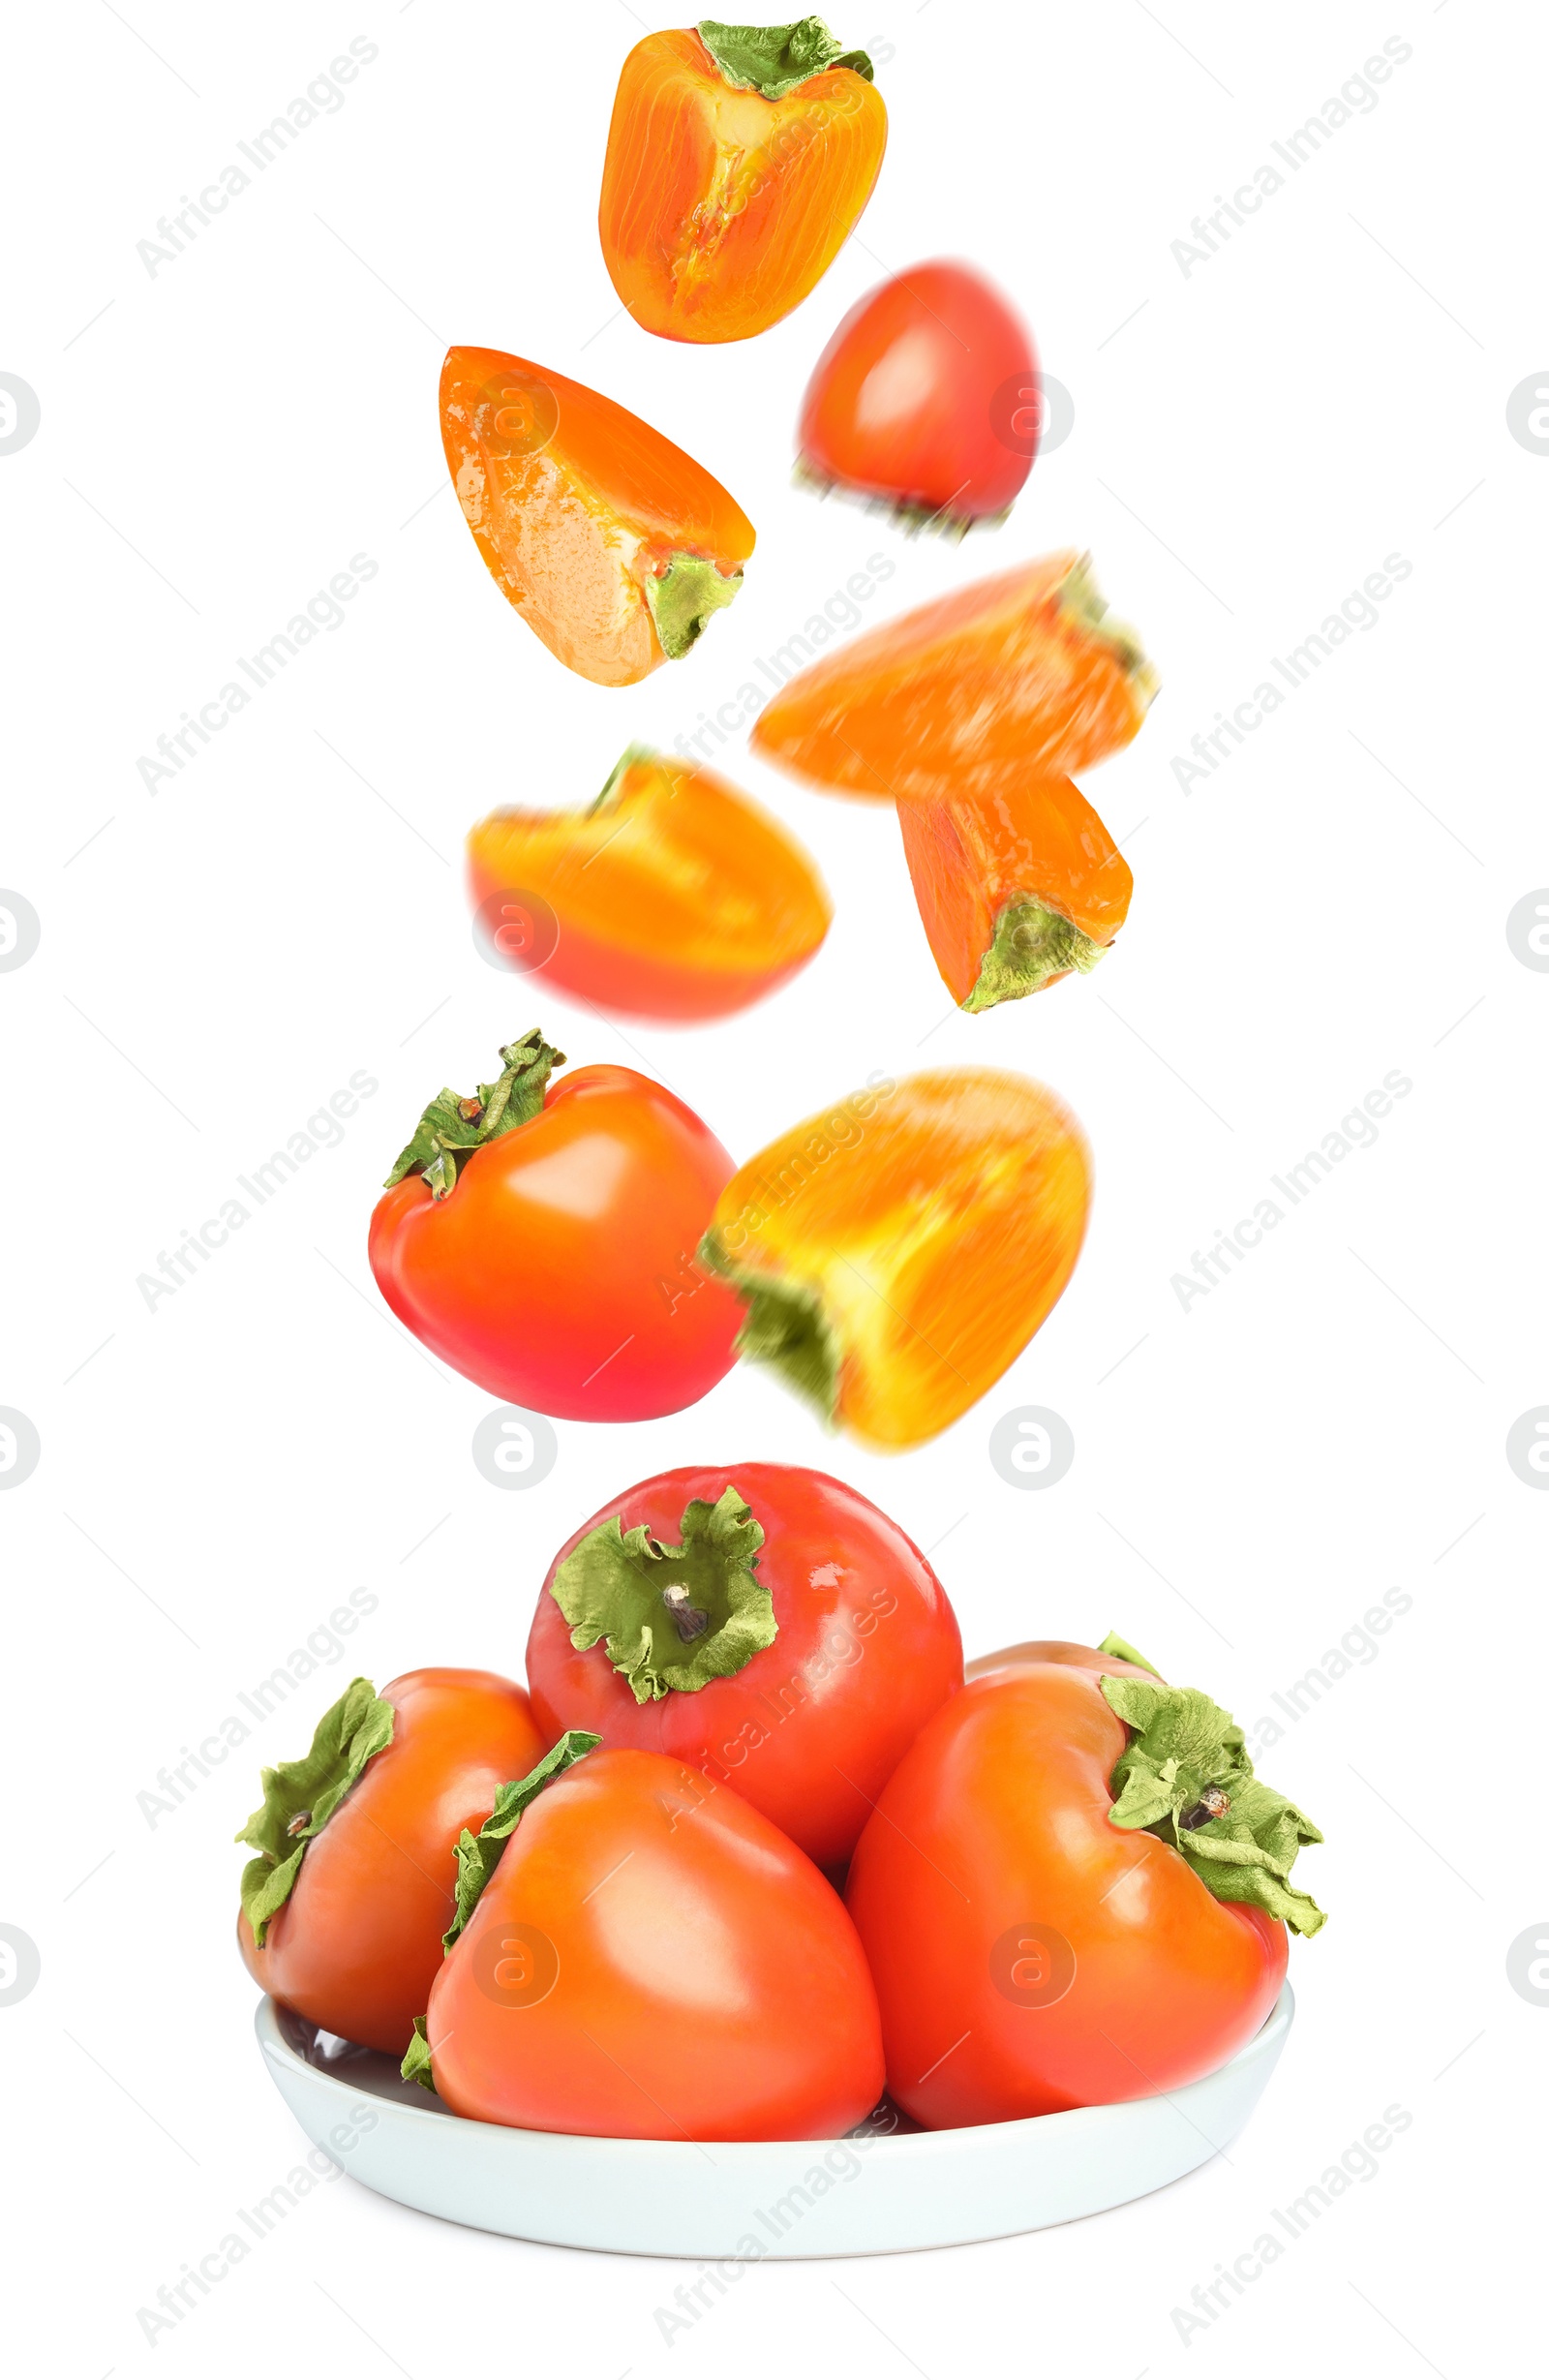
[598,23,887,344]
[898,774,1132,1012]
[468,746,832,1022]
[750,551,1156,798]
[701,1066,1090,1449]
[439,346,754,687]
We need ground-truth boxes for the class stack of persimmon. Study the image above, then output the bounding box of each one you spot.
[289,11,1261,2172]
[238,1466,1324,2143]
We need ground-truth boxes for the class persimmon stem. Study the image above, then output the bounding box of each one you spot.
[550,1487,776,1703]
[662,1584,711,1642]
[1101,1674,1327,1937]
[382,1027,565,1201]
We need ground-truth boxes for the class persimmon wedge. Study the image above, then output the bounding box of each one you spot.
[469,747,831,1022]
[599,21,887,344]
[750,552,1156,799]
[439,346,753,686]
[700,1066,1090,1449]
[898,773,1132,1012]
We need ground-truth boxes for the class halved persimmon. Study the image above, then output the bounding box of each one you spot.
[750,552,1156,799]
[897,774,1132,1012]
[468,747,832,1022]
[700,1066,1091,1449]
[440,346,753,687]
[599,21,887,344]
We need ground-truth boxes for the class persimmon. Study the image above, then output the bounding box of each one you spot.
[368,1027,743,1421]
[468,747,831,1022]
[699,1065,1090,1449]
[897,773,1133,1012]
[797,259,1039,531]
[750,552,1156,800]
[409,1744,886,2140]
[524,1463,962,1865]
[439,346,753,687]
[846,1663,1322,2126]
[598,21,887,344]
[235,1669,547,2056]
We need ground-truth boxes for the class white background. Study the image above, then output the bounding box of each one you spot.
[2,1,1543,2372]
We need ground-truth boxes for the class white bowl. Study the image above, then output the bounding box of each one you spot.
[255,1983,1293,2257]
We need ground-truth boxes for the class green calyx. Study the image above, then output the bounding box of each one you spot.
[698,1230,840,1426]
[400,1730,603,2090]
[697,17,873,100]
[551,1487,776,1705]
[646,553,744,661]
[1059,553,1157,698]
[590,745,656,815]
[793,454,1009,543]
[1097,1630,1160,1675]
[962,898,1107,1013]
[235,1678,394,1946]
[383,1026,565,1201]
[402,2015,435,2092]
[443,1730,601,1952]
[1100,1674,1327,1938]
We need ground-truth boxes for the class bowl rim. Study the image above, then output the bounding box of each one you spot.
[255,1979,1295,2161]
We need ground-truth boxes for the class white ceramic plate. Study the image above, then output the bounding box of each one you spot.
[256,1983,1293,2257]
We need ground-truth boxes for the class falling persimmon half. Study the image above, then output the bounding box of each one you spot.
[751,552,1156,800]
[440,345,753,687]
[700,1065,1091,1449]
[598,20,887,344]
[469,747,832,1022]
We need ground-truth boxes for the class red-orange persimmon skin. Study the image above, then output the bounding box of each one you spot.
[368,1066,743,1422]
[963,1639,1159,1684]
[526,1463,962,1867]
[237,1669,547,2057]
[424,1747,886,2140]
[846,1665,1287,2127]
[799,259,1038,524]
[599,30,887,344]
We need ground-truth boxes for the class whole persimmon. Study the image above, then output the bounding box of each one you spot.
[236,1668,547,2055]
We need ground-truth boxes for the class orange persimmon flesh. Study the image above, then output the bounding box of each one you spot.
[751,552,1156,800]
[468,748,832,1022]
[440,345,754,687]
[898,774,1133,1012]
[701,1067,1090,1449]
[598,26,887,344]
